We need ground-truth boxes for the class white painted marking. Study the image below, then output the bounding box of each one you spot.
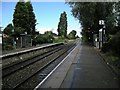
[34,43,79,90]
[75,68,81,70]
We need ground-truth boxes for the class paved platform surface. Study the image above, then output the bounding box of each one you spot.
[38,41,119,88]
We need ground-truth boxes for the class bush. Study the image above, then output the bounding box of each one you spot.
[101,42,110,53]
[106,54,120,68]
[102,31,120,57]
[3,37,14,50]
[4,45,13,50]
[81,36,89,42]
[110,31,120,57]
[53,37,65,43]
[33,34,54,45]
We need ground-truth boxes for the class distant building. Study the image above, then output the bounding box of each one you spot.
[0,30,2,50]
[16,34,32,48]
[0,31,2,44]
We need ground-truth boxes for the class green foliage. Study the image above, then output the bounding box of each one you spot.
[44,31,54,42]
[81,36,89,42]
[3,23,13,36]
[33,32,54,45]
[44,31,52,36]
[106,54,119,66]
[13,0,36,37]
[53,37,68,43]
[101,31,120,69]
[4,45,13,50]
[67,1,120,70]
[67,2,114,42]
[109,31,120,57]
[13,1,27,32]
[57,11,67,38]
[102,31,120,56]
[25,1,36,36]
[3,37,13,50]
[101,42,110,53]
[114,1,120,29]
[13,27,25,37]
[68,30,77,39]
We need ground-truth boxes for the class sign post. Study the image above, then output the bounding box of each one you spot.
[99,20,105,49]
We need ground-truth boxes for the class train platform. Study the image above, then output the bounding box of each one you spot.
[2,43,58,55]
[36,41,119,89]
[1,43,63,59]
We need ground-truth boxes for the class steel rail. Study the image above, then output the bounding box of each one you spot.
[2,44,71,89]
[14,44,76,89]
[2,45,64,78]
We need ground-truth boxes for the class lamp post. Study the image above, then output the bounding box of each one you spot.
[12,29,16,49]
[25,32,27,47]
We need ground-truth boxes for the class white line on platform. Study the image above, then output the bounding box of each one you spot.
[34,43,78,90]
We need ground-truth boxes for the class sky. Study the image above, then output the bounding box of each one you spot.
[1,0,82,37]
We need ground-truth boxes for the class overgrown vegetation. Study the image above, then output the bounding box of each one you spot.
[3,36,13,50]
[53,37,68,43]
[67,2,120,73]
[67,30,77,39]
[67,2,116,42]
[32,31,54,45]
[101,31,120,69]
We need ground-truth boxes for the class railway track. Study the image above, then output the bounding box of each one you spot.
[2,42,76,89]
[2,43,63,69]
[2,45,63,77]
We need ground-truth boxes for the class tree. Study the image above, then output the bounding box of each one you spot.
[3,36,13,50]
[114,1,120,31]
[25,1,36,36]
[44,31,52,36]
[13,0,27,35]
[3,23,13,35]
[33,33,53,45]
[13,0,36,37]
[67,2,96,42]
[67,2,114,42]
[13,27,25,37]
[57,11,67,38]
[3,23,14,50]
[68,30,77,39]
[44,31,54,42]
